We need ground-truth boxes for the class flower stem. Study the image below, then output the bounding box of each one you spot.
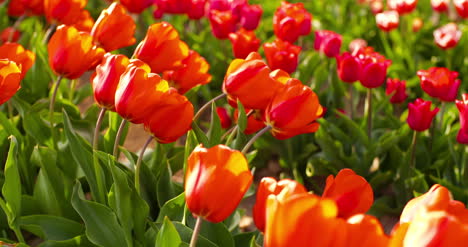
[193,93,226,121]
[113,119,128,158]
[8,14,25,42]
[93,108,107,150]
[463,146,468,185]
[438,102,446,131]
[241,125,272,154]
[189,217,203,247]
[365,88,373,140]
[409,130,418,171]
[42,23,57,44]
[92,108,107,203]
[49,75,63,150]
[135,136,154,195]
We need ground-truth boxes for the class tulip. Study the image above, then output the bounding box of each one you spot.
[208,9,237,39]
[233,109,265,135]
[434,23,462,50]
[417,67,461,102]
[163,50,211,94]
[253,177,307,232]
[240,4,262,30]
[456,94,468,144]
[44,0,87,25]
[114,59,169,124]
[264,193,343,247]
[273,1,312,43]
[263,39,301,74]
[356,47,391,88]
[314,30,342,58]
[216,107,232,129]
[187,0,206,19]
[48,25,104,79]
[73,10,94,32]
[348,39,367,55]
[346,215,390,247]
[185,144,253,223]
[431,0,449,12]
[336,52,361,83]
[370,0,384,14]
[412,17,423,32]
[222,52,284,110]
[133,22,189,73]
[21,0,44,15]
[265,78,324,140]
[386,78,407,104]
[387,0,417,15]
[0,43,35,79]
[154,0,191,15]
[322,168,373,218]
[7,0,25,17]
[143,88,194,144]
[228,28,261,59]
[120,0,153,13]
[454,0,468,18]
[407,98,439,132]
[0,28,20,43]
[91,53,130,111]
[376,10,399,32]
[0,59,22,106]
[91,2,136,52]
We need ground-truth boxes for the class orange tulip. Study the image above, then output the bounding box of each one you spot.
[162,50,211,94]
[115,59,169,124]
[265,76,323,140]
[185,144,253,223]
[263,38,301,74]
[264,193,343,247]
[73,9,94,32]
[91,2,136,52]
[0,59,22,106]
[120,0,153,13]
[346,214,390,247]
[143,88,194,143]
[253,177,307,232]
[228,28,261,59]
[0,43,35,79]
[48,25,104,79]
[222,52,285,110]
[91,53,130,111]
[44,0,87,25]
[322,168,373,218]
[133,22,189,73]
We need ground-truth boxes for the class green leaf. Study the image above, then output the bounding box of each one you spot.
[191,122,210,147]
[234,233,257,247]
[172,222,217,247]
[1,136,21,228]
[11,97,51,145]
[207,102,222,147]
[19,215,84,241]
[157,163,181,208]
[71,182,129,247]
[156,193,185,223]
[155,217,182,247]
[0,112,22,145]
[39,235,96,247]
[198,221,235,247]
[236,100,247,132]
[103,112,128,154]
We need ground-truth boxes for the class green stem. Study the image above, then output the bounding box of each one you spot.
[0,198,25,243]
[348,84,354,119]
[135,136,154,195]
[463,146,468,185]
[409,130,418,171]
[92,108,107,203]
[113,119,128,158]
[8,14,25,42]
[7,101,13,121]
[49,75,63,150]
[193,93,226,121]
[13,227,25,243]
[69,79,77,102]
[241,125,272,154]
[365,88,373,140]
[42,23,57,44]
[438,102,446,131]
[189,217,203,247]
[93,108,107,150]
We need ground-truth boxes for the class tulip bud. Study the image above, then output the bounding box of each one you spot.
[240,4,262,30]
[208,9,237,40]
[228,28,261,59]
[376,10,399,32]
[216,107,232,129]
[336,52,361,83]
[120,0,153,13]
[407,98,439,132]
[454,0,468,18]
[0,59,22,106]
[273,1,312,43]
[417,67,461,102]
[386,78,408,104]
[0,43,35,79]
[253,177,307,232]
[263,39,301,74]
[44,0,87,25]
[456,94,468,144]
[433,23,462,50]
[356,47,391,88]
[314,30,342,58]
[431,0,449,12]
[91,2,136,52]
[134,22,190,73]
[322,169,374,218]
[185,144,253,223]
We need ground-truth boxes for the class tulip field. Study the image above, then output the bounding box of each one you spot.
[1,0,468,246]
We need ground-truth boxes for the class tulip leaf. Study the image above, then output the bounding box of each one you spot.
[172,222,218,247]
[19,215,84,241]
[233,232,257,247]
[38,235,96,247]
[156,192,185,224]
[236,100,247,132]
[103,112,128,154]
[192,122,210,147]
[71,182,129,247]
[11,96,51,146]
[0,112,22,145]
[157,163,183,208]
[197,221,235,247]
[155,217,182,247]
[1,136,21,228]
[183,131,198,172]
[207,102,222,147]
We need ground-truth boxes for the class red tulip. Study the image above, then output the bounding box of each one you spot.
[273,1,312,43]
[154,0,191,15]
[263,39,301,74]
[349,39,367,54]
[91,2,136,52]
[228,28,261,59]
[434,23,462,50]
[133,22,189,73]
[387,0,417,15]
[417,67,461,102]
[386,78,408,104]
[407,98,439,132]
[185,144,253,223]
[376,10,399,32]
[322,168,373,218]
[21,0,44,15]
[253,177,307,232]
[187,0,206,19]
[265,78,324,140]
[119,0,153,13]
[456,94,468,144]
[233,109,265,135]
[0,43,35,79]
[44,0,87,25]
[91,53,130,111]
[7,0,26,17]
[0,28,21,44]
[0,59,22,106]
[240,4,262,30]
[336,52,361,83]
[454,0,468,18]
[431,0,449,12]
[314,30,342,58]
[356,47,391,88]
[216,107,232,129]
[208,9,237,39]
